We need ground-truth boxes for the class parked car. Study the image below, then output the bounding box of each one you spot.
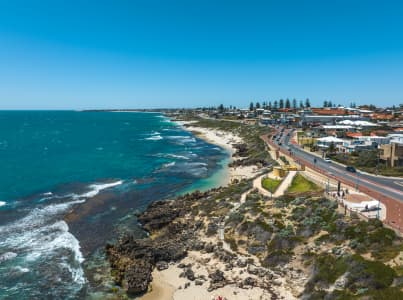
[324,158,332,163]
[346,166,356,173]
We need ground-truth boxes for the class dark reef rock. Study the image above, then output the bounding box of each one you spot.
[106,190,215,295]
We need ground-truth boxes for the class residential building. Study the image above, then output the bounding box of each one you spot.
[379,142,403,167]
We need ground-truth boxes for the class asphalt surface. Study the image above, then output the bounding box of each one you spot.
[270,127,403,202]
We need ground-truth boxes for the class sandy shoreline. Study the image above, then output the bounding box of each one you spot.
[139,121,288,300]
[177,122,260,185]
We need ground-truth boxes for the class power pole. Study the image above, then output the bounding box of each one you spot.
[355,173,359,192]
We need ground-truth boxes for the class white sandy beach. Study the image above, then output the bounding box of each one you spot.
[182,124,260,184]
[140,122,296,300]
[141,252,296,300]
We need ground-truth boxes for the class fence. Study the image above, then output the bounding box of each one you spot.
[262,134,403,233]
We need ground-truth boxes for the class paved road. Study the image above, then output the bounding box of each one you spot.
[269,127,403,202]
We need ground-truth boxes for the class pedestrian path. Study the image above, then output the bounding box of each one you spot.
[273,171,297,197]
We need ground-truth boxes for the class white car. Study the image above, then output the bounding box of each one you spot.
[324,158,332,163]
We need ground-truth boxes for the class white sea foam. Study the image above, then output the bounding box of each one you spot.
[76,180,123,199]
[0,251,17,262]
[0,201,6,207]
[163,162,176,168]
[0,201,87,284]
[166,136,196,144]
[14,266,30,273]
[145,135,163,141]
[0,200,85,238]
[167,154,190,160]
[154,153,190,160]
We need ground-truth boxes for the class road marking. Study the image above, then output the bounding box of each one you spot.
[325,165,403,196]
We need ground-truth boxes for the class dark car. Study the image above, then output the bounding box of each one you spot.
[346,166,356,173]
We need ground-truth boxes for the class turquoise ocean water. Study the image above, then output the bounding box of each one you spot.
[0,111,229,299]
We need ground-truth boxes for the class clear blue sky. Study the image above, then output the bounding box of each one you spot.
[0,0,402,109]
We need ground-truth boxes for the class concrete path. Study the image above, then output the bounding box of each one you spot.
[252,174,272,197]
[273,171,297,197]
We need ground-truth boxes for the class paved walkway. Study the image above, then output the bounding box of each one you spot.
[251,170,298,199]
[273,171,297,197]
[252,173,272,197]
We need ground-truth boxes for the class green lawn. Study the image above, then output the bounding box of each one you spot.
[262,177,282,193]
[287,174,322,193]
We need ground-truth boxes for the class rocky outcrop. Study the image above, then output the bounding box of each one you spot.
[105,190,213,295]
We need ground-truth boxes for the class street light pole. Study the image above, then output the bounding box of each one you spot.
[355,173,359,192]
[270,179,272,199]
[326,177,330,194]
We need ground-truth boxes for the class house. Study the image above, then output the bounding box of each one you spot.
[338,120,379,128]
[300,115,367,126]
[338,139,378,153]
[356,136,390,145]
[316,136,344,150]
[379,142,403,167]
[262,110,271,118]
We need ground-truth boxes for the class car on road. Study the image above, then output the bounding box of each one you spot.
[324,158,332,163]
[346,166,356,173]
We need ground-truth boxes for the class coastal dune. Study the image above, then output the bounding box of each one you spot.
[181,122,261,184]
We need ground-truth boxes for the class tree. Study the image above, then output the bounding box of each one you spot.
[249,102,254,111]
[218,104,224,112]
[328,142,336,154]
[273,100,278,109]
[305,98,311,108]
[256,102,261,109]
[262,101,266,109]
[292,98,297,109]
[279,99,284,109]
[285,98,291,109]
[300,101,305,109]
[323,100,328,108]
[328,101,333,108]
[268,101,272,110]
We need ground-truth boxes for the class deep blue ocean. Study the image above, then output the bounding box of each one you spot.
[0,111,229,299]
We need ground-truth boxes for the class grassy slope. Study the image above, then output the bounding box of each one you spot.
[261,177,282,193]
[287,173,322,193]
